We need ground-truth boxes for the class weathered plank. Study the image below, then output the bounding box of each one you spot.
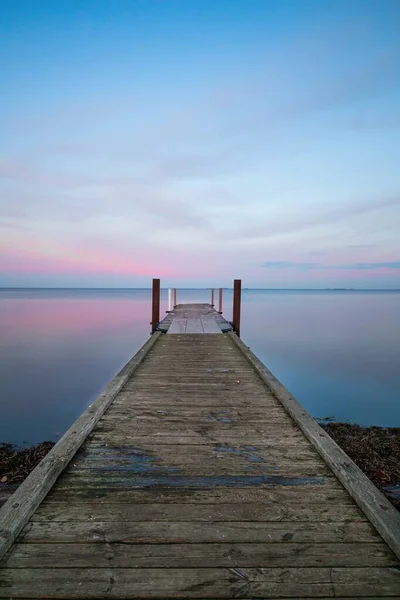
[97,414,296,426]
[92,421,303,435]
[84,435,314,447]
[44,482,350,503]
[65,446,329,473]
[86,432,310,445]
[1,567,400,598]
[185,319,205,334]
[31,502,367,524]
[107,404,286,415]
[4,598,392,600]
[19,520,378,545]
[69,446,321,467]
[201,317,224,333]
[4,597,394,600]
[6,541,394,568]
[63,463,333,478]
[168,318,187,334]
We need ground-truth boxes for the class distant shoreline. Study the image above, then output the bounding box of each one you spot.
[1,287,400,292]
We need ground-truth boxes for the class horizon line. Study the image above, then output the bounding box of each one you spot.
[1,287,400,292]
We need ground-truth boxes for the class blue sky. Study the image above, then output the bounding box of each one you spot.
[1,0,400,288]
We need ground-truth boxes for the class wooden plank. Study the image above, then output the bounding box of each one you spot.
[112,396,282,407]
[200,317,222,334]
[105,407,294,419]
[130,375,263,382]
[84,437,313,449]
[67,461,327,475]
[228,331,400,561]
[19,521,378,545]
[88,422,307,437]
[5,597,392,600]
[84,433,320,445]
[185,319,205,334]
[6,542,394,568]
[44,482,350,503]
[32,502,366,524]
[64,462,332,478]
[70,445,321,466]
[92,421,303,435]
[1,567,400,598]
[167,318,187,334]
[98,413,294,424]
[57,471,333,489]
[0,332,163,562]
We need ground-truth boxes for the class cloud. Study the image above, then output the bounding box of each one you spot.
[207,40,400,148]
[229,195,400,242]
[262,261,400,271]
[0,156,212,233]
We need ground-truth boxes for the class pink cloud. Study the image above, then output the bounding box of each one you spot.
[0,243,178,279]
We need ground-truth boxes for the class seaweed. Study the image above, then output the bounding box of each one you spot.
[0,441,55,484]
[321,423,400,510]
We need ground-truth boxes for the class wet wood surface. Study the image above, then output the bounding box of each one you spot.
[1,329,400,598]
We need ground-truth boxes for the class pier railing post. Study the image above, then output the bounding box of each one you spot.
[233,279,242,337]
[211,288,215,306]
[218,288,223,313]
[152,278,160,334]
[167,288,172,312]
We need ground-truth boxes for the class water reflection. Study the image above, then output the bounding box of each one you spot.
[0,290,156,445]
[241,291,400,427]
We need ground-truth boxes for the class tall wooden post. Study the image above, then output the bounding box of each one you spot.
[173,288,177,307]
[233,279,242,337]
[218,288,223,313]
[152,278,160,334]
[167,288,172,312]
[211,288,215,306]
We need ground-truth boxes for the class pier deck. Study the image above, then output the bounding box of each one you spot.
[167,303,224,334]
[1,304,400,597]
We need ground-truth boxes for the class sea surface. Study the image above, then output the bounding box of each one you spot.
[0,288,399,445]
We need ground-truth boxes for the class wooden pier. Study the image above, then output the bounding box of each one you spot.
[1,289,400,598]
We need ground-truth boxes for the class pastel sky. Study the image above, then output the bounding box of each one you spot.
[1,0,400,288]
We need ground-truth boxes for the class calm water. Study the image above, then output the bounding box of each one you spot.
[0,288,399,445]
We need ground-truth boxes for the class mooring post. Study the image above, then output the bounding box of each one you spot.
[152,278,160,333]
[233,279,242,337]
[218,288,223,313]
[173,288,177,307]
[211,288,215,306]
[167,288,172,312]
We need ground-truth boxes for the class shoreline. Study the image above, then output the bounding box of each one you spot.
[1,424,399,510]
[0,441,55,507]
[320,422,400,510]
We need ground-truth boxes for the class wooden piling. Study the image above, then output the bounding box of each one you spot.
[173,288,177,307]
[151,278,160,333]
[210,288,215,306]
[167,288,172,312]
[218,288,223,313]
[232,279,241,337]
